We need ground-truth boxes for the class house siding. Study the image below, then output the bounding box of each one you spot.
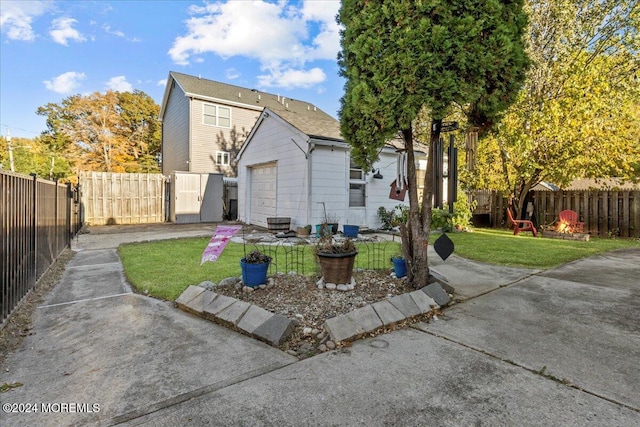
[190,99,262,176]
[238,117,309,228]
[235,108,413,231]
[363,151,405,228]
[310,146,349,226]
[161,86,190,175]
[309,148,405,229]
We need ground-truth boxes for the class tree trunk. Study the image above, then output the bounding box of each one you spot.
[399,119,440,289]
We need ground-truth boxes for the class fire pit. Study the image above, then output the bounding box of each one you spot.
[541,225,590,241]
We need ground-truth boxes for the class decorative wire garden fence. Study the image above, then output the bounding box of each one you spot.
[242,238,402,277]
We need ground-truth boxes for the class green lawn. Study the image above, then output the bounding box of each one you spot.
[118,229,639,301]
[119,238,403,301]
[119,239,253,301]
[445,228,639,269]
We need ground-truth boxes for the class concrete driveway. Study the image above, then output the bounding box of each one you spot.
[1,225,638,426]
[419,249,640,412]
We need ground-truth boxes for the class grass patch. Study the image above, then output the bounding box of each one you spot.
[119,238,402,301]
[118,230,638,301]
[119,238,248,301]
[444,228,639,269]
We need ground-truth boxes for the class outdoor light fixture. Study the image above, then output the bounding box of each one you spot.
[372,169,383,179]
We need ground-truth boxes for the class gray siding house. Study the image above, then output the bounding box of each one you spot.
[159,71,331,177]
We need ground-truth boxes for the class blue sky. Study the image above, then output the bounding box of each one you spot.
[0,0,344,139]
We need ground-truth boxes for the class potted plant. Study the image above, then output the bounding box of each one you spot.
[314,236,358,284]
[325,213,339,235]
[315,222,332,238]
[296,224,312,237]
[240,249,272,287]
[390,251,407,278]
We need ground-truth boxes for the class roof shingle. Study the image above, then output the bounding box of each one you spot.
[170,71,341,140]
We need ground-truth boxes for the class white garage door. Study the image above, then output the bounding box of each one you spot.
[250,163,277,227]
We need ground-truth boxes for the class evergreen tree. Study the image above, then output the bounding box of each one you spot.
[339,0,528,287]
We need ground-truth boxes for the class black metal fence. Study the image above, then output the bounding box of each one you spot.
[246,238,402,277]
[1,170,81,327]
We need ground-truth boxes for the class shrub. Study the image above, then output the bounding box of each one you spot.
[431,197,477,232]
[377,204,408,230]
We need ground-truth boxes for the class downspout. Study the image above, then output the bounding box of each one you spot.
[188,96,193,172]
[307,139,314,227]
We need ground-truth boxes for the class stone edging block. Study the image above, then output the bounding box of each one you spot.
[422,283,451,307]
[410,290,438,313]
[325,313,366,343]
[203,294,236,319]
[175,287,295,347]
[388,293,422,317]
[238,305,275,335]
[176,276,449,348]
[253,314,296,346]
[216,300,252,328]
[371,300,405,326]
[183,289,218,315]
[175,285,206,310]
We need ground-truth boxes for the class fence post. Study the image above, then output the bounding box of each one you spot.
[66,183,72,246]
[633,191,640,238]
[54,179,59,257]
[31,174,38,288]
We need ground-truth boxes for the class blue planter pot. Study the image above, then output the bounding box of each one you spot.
[315,224,331,237]
[343,224,359,238]
[392,257,407,278]
[240,259,270,287]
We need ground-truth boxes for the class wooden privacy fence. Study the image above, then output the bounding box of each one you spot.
[1,170,81,327]
[79,172,166,225]
[532,190,640,237]
[474,190,640,238]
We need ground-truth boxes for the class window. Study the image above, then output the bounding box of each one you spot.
[349,158,366,207]
[203,104,231,127]
[215,151,230,166]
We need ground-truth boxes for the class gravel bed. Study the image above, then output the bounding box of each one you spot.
[212,270,437,357]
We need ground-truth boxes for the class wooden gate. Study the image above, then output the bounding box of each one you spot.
[79,172,166,225]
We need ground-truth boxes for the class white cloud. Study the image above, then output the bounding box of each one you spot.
[168,0,340,89]
[106,76,132,92]
[43,71,86,94]
[50,17,86,46]
[258,67,326,89]
[225,68,240,80]
[102,24,124,38]
[299,0,342,60]
[157,79,167,87]
[0,0,52,41]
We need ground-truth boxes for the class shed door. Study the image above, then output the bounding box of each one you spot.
[172,173,201,224]
[250,163,277,227]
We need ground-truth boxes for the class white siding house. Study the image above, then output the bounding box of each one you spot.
[237,108,423,230]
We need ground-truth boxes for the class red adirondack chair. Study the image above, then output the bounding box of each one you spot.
[506,205,537,237]
[558,210,584,233]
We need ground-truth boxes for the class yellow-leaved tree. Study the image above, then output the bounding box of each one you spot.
[37,90,161,174]
[471,0,640,218]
